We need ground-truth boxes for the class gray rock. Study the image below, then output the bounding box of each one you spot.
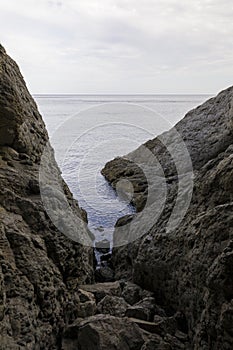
[121,282,142,305]
[125,297,156,321]
[97,295,129,317]
[77,289,96,318]
[95,266,115,283]
[78,289,95,303]
[62,314,144,350]
[79,282,122,302]
[0,45,94,348]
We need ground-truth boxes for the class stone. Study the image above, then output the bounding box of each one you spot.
[79,282,122,302]
[125,297,156,321]
[76,289,96,318]
[95,266,115,283]
[96,295,129,317]
[78,289,95,303]
[121,282,142,305]
[77,301,96,318]
[62,315,144,350]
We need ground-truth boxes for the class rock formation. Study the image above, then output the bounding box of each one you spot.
[0,44,94,348]
[0,45,190,350]
[1,44,233,349]
[102,87,233,349]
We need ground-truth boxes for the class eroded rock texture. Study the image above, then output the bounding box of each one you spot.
[102,87,233,349]
[0,45,94,349]
[1,44,233,349]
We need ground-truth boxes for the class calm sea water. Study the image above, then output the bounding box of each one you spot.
[35,94,211,248]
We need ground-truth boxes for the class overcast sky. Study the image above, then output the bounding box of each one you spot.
[0,0,232,94]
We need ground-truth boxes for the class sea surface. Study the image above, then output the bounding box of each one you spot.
[35,94,211,250]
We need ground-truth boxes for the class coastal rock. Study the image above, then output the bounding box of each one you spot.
[125,297,156,321]
[121,282,143,305]
[102,86,233,349]
[95,266,115,283]
[62,314,144,350]
[77,289,96,318]
[0,45,94,348]
[96,295,129,317]
[78,282,122,302]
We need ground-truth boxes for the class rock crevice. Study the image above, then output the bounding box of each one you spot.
[1,45,233,349]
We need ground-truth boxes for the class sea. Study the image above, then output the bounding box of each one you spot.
[34,94,211,250]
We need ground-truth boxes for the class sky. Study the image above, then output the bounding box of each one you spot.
[0,0,233,94]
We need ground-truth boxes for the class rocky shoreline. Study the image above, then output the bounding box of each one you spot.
[102,86,233,349]
[0,45,233,349]
[0,44,96,348]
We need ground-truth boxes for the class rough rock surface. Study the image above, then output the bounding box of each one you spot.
[96,295,129,317]
[71,281,191,349]
[2,44,233,349]
[0,44,94,349]
[62,314,144,350]
[102,86,233,349]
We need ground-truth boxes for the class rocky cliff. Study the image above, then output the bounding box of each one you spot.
[102,87,233,349]
[1,44,233,349]
[0,44,94,348]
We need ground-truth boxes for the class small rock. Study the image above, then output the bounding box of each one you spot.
[78,289,95,303]
[95,226,104,232]
[96,295,129,317]
[77,301,96,318]
[79,282,121,303]
[95,266,115,283]
[122,282,142,305]
[125,297,155,321]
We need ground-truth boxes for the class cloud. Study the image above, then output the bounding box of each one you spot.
[0,0,232,93]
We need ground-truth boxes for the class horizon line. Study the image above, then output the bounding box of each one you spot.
[32,92,213,96]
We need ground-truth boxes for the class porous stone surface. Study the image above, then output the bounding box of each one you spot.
[102,86,233,349]
[96,295,129,317]
[2,44,233,349]
[0,45,94,349]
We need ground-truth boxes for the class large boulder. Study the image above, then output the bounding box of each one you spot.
[62,314,144,350]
